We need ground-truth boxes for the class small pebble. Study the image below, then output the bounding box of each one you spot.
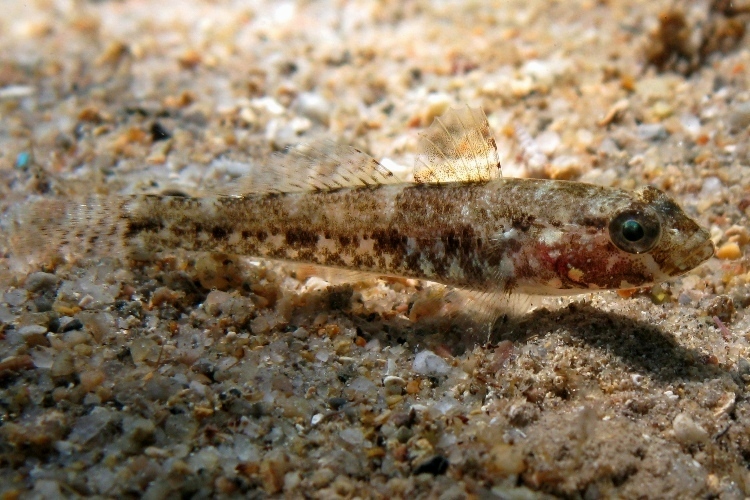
[79,370,105,392]
[150,121,171,142]
[575,129,593,149]
[68,407,114,444]
[536,130,561,155]
[24,272,60,292]
[728,101,750,132]
[344,376,378,398]
[705,295,735,322]
[680,113,701,136]
[395,426,413,443]
[413,350,451,377]
[486,444,526,475]
[4,288,28,307]
[413,455,449,476]
[716,242,741,260]
[636,123,668,141]
[672,413,708,445]
[129,338,159,364]
[383,375,407,395]
[15,324,48,347]
[678,293,693,306]
[0,84,35,99]
[405,379,421,394]
[250,315,271,335]
[18,324,48,337]
[15,151,31,168]
[33,480,62,498]
[59,317,84,333]
[294,92,331,124]
[508,402,540,426]
[310,468,335,488]
[635,76,674,100]
[203,290,232,316]
[339,427,364,446]
[545,155,584,180]
[50,351,75,377]
[651,101,673,119]
[737,358,750,380]
[64,329,91,347]
[283,471,301,492]
[701,177,723,197]
[418,93,452,126]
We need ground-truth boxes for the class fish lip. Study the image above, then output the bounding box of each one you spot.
[697,238,715,262]
[670,234,714,275]
[689,239,714,266]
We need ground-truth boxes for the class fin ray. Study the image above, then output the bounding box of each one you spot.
[222,141,399,196]
[414,107,501,184]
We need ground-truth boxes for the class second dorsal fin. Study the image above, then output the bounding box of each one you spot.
[414,107,501,184]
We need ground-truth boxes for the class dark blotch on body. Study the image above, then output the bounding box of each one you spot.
[285,229,318,247]
[580,216,607,230]
[371,229,408,254]
[125,219,163,238]
[211,226,229,239]
[512,214,535,232]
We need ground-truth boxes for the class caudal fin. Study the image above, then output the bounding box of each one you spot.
[1,196,127,273]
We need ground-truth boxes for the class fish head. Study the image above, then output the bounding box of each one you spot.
[608,185,714,284]
[510,182,714,295]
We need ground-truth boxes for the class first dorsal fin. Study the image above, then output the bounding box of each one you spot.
[226,140,399,196]
[414,106,501,184]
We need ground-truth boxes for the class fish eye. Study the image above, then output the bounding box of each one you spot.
[621,219,644,242]
[609,209,661,254]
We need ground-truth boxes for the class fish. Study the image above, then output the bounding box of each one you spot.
[4,107,714,302]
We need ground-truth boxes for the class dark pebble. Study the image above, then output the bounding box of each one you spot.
[413,455,449,476]
[737,358,750,382]
[24,272,60,293]
[705,295,735,323]
[150,121,172,141]
[328,397,348,410]
[60,318,84,333]
[33,295,54,313]
[248,402,266,418]
[326,284,353,310]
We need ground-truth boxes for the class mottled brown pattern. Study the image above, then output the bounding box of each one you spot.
[119,177,713,294]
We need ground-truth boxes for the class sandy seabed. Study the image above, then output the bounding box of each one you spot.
[1,0,750,498]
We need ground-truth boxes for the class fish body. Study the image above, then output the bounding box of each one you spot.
[121,176,712,295]
[6,107,713,295]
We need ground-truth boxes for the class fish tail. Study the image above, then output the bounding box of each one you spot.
[1,196,128,272]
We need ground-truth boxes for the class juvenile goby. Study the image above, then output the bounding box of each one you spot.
[11,107,714,295]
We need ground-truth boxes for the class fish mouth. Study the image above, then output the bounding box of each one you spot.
[661,229,714,276]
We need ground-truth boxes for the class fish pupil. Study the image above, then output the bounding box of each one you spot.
[622,219,644,241]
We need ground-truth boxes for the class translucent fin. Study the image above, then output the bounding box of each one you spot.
[223,141,398,195]
[414,107,501,184]
[443,288,532,333]
[1,196,128,271]
[396,285,534,353]
[276,262,386,287]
